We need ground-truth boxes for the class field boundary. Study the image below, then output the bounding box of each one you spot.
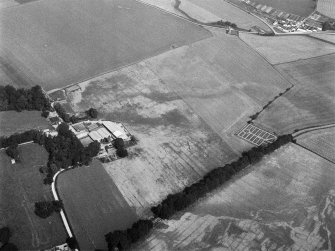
[273,51,335,66]
[294,142,335,165]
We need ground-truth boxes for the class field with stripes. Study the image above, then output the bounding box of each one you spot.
[296,127,335,163]
[135,143,335,250]
[255,53,335,134]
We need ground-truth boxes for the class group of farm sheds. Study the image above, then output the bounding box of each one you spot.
[70,120,130,146]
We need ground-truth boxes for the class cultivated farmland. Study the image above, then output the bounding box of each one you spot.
[0,111,51,137]
[0,143,66,250]
[0,0,210,90]
[188,0,272,32]
[136,144,335,250]
[296,127,335,163]
[240,33,335,64]
[255,53,335,134]
[57,160,138,250]
[317,0,335,19]
[60,32,292,240]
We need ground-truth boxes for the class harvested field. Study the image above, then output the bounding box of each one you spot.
[0,143,66,250]
[0,111,51,137]
[188,0,272,31]
[255,53,335,134]
[309,33,335,45]
[136,143,335,250]
[0,0,210,91]
[317,0,335,19]
[296,127,335,163]
[57,160,138,250]
[240,33,335,64]
[63,33,291,218]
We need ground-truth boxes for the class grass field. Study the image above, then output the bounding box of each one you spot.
[296,127,335,163]
[240,33,335,65]
[0,0,210,91]
[255,53,335,134]
[317,0,335,19]
[57,160,138,250]
[0,143,66,250]
[188,0,272,31]
[136,143,335,250]
[0,111,51,137]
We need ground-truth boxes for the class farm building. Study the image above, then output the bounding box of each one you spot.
[49,116,61,126]
[102,121,130,140]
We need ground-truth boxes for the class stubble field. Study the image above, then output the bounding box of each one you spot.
[255,53,335,134]
[0,0,210,90]
[0,143,66,250]
[136,143,335,250]
[317,0,335,19]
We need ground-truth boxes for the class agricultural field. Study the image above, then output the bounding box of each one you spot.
[0,0,210,91]
[250,0,316,17]
[0,111,51,137]
[60,32,292,232]
[317,0,335,19]
[0,143,66,250]
[188,0,272,32]
[309,33,335,44]
[296,127,335,163]
[255,53,335,134]
[240,33,335,64]
[136,143,335,250]
[57,160,138,250]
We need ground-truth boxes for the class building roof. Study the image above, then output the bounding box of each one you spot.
[87,123,99,131]
[95,127,111,139]
[72,122,86,132]
[89,130,103,142]
[76,131,88,139]
[80,136,94,147]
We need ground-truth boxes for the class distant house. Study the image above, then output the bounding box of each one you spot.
[11,159,15,164]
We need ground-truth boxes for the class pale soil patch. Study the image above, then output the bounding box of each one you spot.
[240,33,335,64]
[296,127,335,163]
[255,54,335,134]
[188,0,272,31]
[136,144,335,250]
[0,110,51,137]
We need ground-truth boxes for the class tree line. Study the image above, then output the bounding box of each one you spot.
[151,134,293,219]
[0,227,18,251]
[0,85,51,112]
[105,220,153,251]
[54,103,98,124]
[104,134,294,250]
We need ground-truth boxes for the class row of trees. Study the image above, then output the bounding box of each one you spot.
[54,103,98,124]
[34,200,63,218]
[104,134,293,249]
[151,134,293,219]
[0,129,43,149]
[5,144,19,161]
[322,21,335,31]
[0,85,51,112]
[105,220,153,250]
[215,20,237,28]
